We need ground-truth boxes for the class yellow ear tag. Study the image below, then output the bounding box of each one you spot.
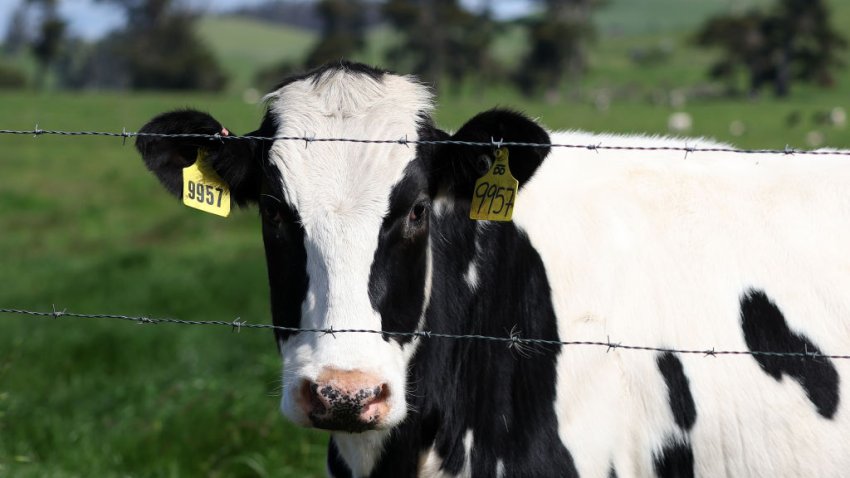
[469,147,518,222]
[182,149,231,217]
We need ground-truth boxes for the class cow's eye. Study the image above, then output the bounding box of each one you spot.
[263,205,283,225]
[260,194,295,226]
[408,201,428,224]
[404,200,429,238]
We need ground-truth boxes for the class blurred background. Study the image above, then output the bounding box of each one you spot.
[0,0,848,476]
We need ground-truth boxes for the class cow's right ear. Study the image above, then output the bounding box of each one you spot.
[431,109,551,200]
[135,109,263,206]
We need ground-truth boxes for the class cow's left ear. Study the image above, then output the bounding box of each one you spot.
[433,109,551,199]
[135,109,266,206]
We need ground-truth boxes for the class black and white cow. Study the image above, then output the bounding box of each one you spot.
[135,61,850,477]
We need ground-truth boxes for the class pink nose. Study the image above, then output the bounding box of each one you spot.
[298,369,390,432]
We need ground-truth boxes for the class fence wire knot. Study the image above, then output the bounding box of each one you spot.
[784,145,796,155]
[491,136,503,151]
[507,325,522,349]
[322,326,337,339]
[397,135,409,147]
[51,304,66,319]
[803,344,821,362]
[136,316,154,325]
[684,144,696,159]
[606,336,621,353]
[704,348,717,358]
[231,318,246,333]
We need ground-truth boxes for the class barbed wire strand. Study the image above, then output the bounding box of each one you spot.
[2,307,849,360]
[1,128,849,156]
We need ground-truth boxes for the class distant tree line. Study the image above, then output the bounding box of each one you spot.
[695,0,846,97]
[4,0,606,95]
[2,0,228,91]
[284,0,605,97]
[1,0,845,98]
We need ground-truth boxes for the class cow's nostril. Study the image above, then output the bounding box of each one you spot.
[360,383,390,421]
[374,383,390,403]
[300,380,328,414]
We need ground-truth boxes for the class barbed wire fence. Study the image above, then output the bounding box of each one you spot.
[2,127,850,156]
[2,307,849,361]
[2,127,849,362]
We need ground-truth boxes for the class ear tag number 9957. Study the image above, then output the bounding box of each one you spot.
[470,147,518,222]
[182,149,231,217]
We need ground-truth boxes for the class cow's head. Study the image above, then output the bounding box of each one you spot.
[136,62,549,434]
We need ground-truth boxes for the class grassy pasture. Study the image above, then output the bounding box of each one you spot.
[1,1,850,476]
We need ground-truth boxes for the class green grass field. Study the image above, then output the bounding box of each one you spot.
[1,1,850,476]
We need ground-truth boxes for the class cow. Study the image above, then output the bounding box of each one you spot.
[135,61,850,477]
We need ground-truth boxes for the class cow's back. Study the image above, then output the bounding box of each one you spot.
[514,132,850,477]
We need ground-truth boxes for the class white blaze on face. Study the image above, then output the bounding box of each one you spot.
[265,68,434,430]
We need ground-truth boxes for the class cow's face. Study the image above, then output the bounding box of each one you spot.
[135,62,550,434]
[260,68,436,432]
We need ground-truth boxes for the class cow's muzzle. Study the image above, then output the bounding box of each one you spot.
[298,369,390,432]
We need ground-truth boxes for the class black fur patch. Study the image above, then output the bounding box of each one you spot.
[740,288,840,418]
[367,160,430,345]
[609,465,618,478]
[262,216,308,345]
[419,217,576,478]
[657,353,697,431]
[653,440,694,478]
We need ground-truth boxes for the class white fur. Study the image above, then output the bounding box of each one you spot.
[266,69,433,467]
[514,131,850,477]
[334,430,392,478]
[461,429,473,477]
[415,430,474,478]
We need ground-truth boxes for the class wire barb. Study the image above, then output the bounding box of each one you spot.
[51,304,66,319]
[490,136,503,152]
[683,144,696,160]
